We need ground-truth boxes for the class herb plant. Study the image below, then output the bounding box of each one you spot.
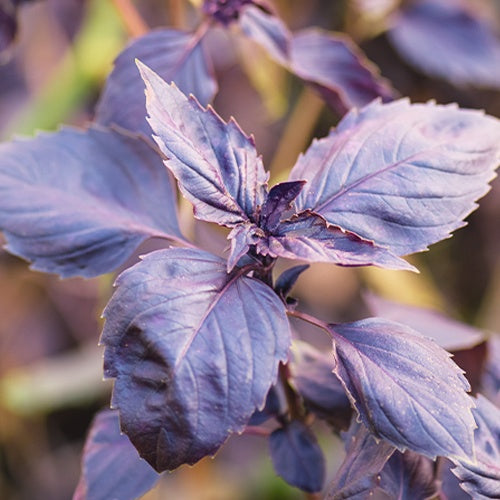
[1,0,500,499]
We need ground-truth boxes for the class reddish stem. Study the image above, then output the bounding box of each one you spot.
[112,0,149,37]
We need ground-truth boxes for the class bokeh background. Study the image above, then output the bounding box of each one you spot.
[0,0,499,498]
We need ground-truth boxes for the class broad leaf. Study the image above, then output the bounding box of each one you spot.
[451,395,500,499]
[329,318,476,460]
[101,248,290,471]
[96,29,217,136]
[289,29,395,113]
[388,0,500,88]
[290,341,352,431]
[0,126,182,278]
[255,211,414,270]
[327,420,395,499]
[378,450,438,500]
[290,99,500,256]
[74,410,159,500]
[139,62,269,226]
[239,4,290,65]
[269,420,326,493]
[365,293,485,352]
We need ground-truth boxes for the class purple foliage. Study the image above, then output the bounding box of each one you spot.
[74,410,159,500]
[1,1,500,498]
[290,99,500,256]
[329,318,475,460]
[96,29,216,136]
[289,29,395,113]
[0,126,182,277]
[101,248,290,471]
[388,0,500,88]
[202,0,254,26]
[451,395,500,499]
[269,420,326,493]
[327,420,395,499]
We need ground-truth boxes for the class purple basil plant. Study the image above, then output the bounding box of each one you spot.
[0,0,500,498]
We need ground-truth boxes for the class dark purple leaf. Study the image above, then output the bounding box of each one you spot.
[256,211,414,270]
[74,410,159,500]
[140,62,269,226]
[451,395,500,499]
[437,459,471,500]
[274,264,309,300]
[202,0,253,26]
[388,0,500,88]
[227,222,261,271]
[96,29,217,136]
[0,126,182,278]
[269,420,326,493]
[327,420,395,499]
[329,318,476,460]
[101,248,290,471]
[239,4,290,65]
[248,385,281,425]
[482,336,500,406]
[0,2,17,54]
[290,99,500,257]
[291,341,352,431]
[289,29,395,114]
[260,180,305,232]
[378,450,438,500]
[365,293,486,352]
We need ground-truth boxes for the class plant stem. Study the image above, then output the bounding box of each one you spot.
[112,0,149,37]
[169,0,185,29]
[279,363,303,422]
[286,308,332,336]
[243,425,271,437]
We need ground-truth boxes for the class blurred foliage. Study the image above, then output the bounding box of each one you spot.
[0,0,499,499]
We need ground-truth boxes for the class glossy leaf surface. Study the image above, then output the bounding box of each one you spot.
[74,410,159,500]
[327,420,395,499]
[388,0,500,88]
[379,450,438,500]
[289,29,395,113]
[291,99,500,256]
[330,318,476,460]
[256,212,414,270]
[269,420,326,493]
[140,62,268,226]
[452,395,500,499]
[0,126,181,278]
[101,248,290,471]
[96,29,216,136]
